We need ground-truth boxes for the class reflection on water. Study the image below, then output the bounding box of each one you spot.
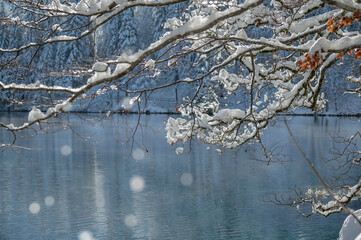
[0,113,360,239]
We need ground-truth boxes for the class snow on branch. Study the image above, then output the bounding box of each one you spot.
[270,180,361,218]
[0,1,360,224]
[0,0,360,154]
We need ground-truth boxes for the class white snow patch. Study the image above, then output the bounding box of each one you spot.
[290,18,320,34]
[213,109,245,122]
[92,62,108,72]
[121,97,135,110]
[338,209,361,240]
[175,147,184,154]
[129,96,140,105]
[145,59,155,69]
[46,107,56,116]
[28,107,46,122]
[47,35,77,42]
[112,63,130,76]
[51,24,62,31]
[55,102,72,112]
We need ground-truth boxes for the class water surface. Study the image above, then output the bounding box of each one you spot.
[0,113,360,239]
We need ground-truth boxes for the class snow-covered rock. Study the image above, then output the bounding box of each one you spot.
[338,209,361,240]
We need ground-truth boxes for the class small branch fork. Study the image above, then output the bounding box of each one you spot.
[283,115,361,226]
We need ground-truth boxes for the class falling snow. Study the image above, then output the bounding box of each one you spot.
[78,231,95,240]
[29,202,41,214]
[44,196,55,207]
[60,145,72,156]
[180,173,193,187]
[125,214,138,227]
[132,148,145,161]
[129,176,145,192]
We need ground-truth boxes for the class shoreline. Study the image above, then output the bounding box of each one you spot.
[0,110,360,117]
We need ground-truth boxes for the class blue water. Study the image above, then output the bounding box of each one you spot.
[0,113,360,239]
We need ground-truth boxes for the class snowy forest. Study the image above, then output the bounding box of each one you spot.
[0,0,361,114]
[0,0,361,239]
[0,0,196,113]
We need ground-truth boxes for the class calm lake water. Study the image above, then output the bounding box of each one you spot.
[0,113,360,240]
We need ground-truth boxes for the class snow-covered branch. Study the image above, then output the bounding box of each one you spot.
[270,180,361,218]
[0,0,361,227]
[0,0,360,153]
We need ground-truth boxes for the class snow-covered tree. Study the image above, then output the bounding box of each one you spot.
[0,0,361,224]
[96,8,138,57]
